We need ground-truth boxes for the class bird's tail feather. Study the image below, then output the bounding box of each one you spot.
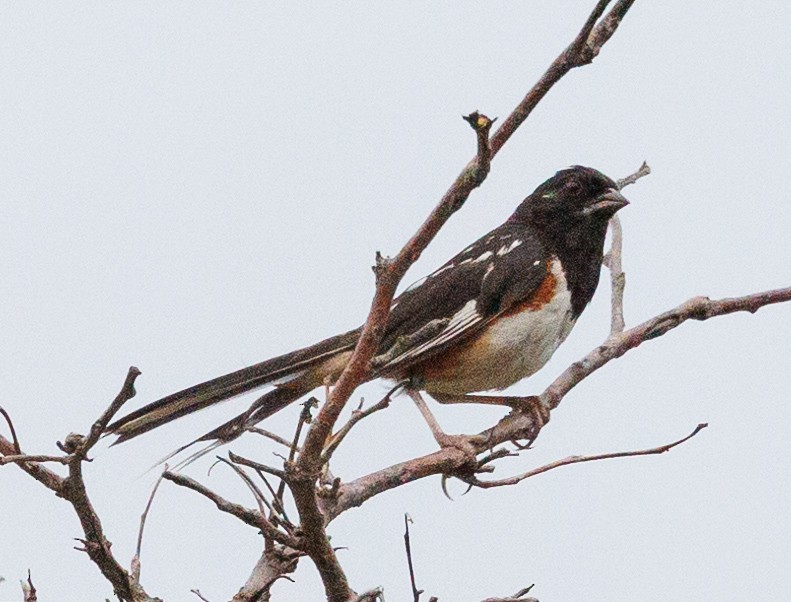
[150,384,314,471]
[108,327,360,444]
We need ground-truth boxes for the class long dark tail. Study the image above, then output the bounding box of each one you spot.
[107,327,360,444]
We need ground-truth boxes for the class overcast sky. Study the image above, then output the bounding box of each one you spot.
[2,2,790,601]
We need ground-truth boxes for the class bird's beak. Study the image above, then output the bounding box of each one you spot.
[583,187,630,216]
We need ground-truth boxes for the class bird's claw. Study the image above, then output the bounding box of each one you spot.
[510,395,550,439]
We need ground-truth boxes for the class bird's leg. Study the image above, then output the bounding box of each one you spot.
[406,389,478,460]
[430,392,550,443]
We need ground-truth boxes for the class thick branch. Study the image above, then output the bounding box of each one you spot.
[540,287,791,410]
[60,451,139,600]
[231,546,299,602]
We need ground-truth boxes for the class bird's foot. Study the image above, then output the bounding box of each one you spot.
[507,395,550,445]
[434,432,479,462]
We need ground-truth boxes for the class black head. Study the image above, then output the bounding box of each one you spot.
[509,165,628,232]
[510,166,630,317]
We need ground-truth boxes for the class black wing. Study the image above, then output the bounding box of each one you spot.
[376,222,550,373]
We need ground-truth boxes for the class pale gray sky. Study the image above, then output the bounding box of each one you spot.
[2,2,790,601]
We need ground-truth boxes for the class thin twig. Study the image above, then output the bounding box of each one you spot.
[132,466,168,582]
[404,513,424,602]
[353,588,385,602]
[0,435,64,491]
[0,453,70,466]
[21,570,37,602]
[162,471,298,548]
[480,584,538,602]
[607,214,626,334]
[190,589,211,602]
[616,160,651,189]
[465,424,707,488]
[0,406,21,453]
[607,161,651,334]
[490,0,626,154]
[61,457,138,600]
[80,367,141,455]
[253,467,293,528]
[321,389,395,465]
[229,451,286,480]
[277,397,316,506]
[247,427,298,451]
[215,456,270,518]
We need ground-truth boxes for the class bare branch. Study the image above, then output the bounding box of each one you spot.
[216,456,270,518]
[540,287,791,412]
[229,451,286,480]
[61,457,141,600]
[0,434,65,492]
[606,161,651,334]
[481,585,538,602]
[466,424,707,488]
[191,589,211,602]
[606,214,626,334]
[247,426,298,450]
[1,370,158,601]
[0,406,21,453]
[462,111,495,185]
[352,588,385,602]
[491,0,637,153]
[0,453,70,466]
[321,390,394,465]
[231,546,300,602]
[21,571,37,602]
[80,367,141,455]
[616,160,651,189]
[132,467,167,582]
[324,286,791,521]
[403,514,424,602]
[276,397,316,505]
[163,471,298,548]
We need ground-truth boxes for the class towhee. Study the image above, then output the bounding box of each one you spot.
[108,165,629,457]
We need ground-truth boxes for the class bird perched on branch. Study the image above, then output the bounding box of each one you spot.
[108,165,628,460]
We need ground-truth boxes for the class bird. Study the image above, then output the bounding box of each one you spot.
[107,165,629,460]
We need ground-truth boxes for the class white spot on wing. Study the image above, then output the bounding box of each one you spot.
[381,299,482,368]
[404,275,427,293]
[473,250,493,263]
[270,369,307,386]
[404,262,456,293]
[430,264,454,278]
[497,239,523,256]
